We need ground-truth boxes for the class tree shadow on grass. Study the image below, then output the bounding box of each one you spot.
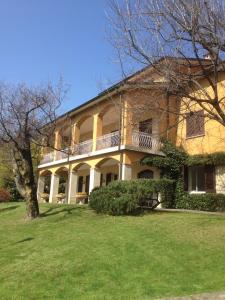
[15,237,34,244]
[0,205,19,214]
[40,204,87,218]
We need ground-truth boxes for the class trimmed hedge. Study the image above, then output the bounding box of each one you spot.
[176,193,225,212]
[89,179,174,215]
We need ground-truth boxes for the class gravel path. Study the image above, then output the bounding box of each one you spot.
[157,291,225,299]
[156,208,225,216]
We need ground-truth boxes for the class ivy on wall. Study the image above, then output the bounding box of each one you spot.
[187,152,225,166]
[141,139,187,180]
[140,139,225,208]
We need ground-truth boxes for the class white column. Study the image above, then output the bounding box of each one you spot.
[89,167,101,194]
[49,173,60,203]
[158,192,162,208]
[37,176,45,202]
[122,164,132,180]
[67,171,78,204]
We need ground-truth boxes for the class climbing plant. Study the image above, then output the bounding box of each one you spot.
[141,139,188,207]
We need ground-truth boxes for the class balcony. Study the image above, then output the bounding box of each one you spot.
[39,131,160,166]
[131,131,160,152]
[73,139,93,155]
[96,131,120,150]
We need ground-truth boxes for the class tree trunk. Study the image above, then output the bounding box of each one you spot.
[12,147,39,219]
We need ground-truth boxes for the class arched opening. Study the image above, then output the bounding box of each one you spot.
[138,169,154,179]
[59,125,71,149]
[76,116,93,154]
[97,106,120,150]
[96,158,120,186]
[37,170,52,202]
[73,163,91,203]
[55,167,69,203]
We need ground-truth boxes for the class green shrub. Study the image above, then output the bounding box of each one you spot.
[89,179,174,215]
[176,193,225,212]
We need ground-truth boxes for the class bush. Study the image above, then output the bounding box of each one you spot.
[0,188,11,202]
[89,179,174,215]
[176,193,225,212]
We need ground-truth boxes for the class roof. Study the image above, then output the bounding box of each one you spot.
[56,56,209,122]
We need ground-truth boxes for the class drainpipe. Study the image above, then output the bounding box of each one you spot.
[118,93,123,180]
[66,114,72,204]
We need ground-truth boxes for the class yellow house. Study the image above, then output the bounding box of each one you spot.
[37,60,225,204]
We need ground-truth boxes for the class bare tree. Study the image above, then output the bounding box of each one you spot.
[0,82,65,219]
[108,0,225,127]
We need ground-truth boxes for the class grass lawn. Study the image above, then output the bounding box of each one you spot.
[0,203,225,300]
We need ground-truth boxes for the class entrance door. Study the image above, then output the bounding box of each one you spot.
[85,175,90,195]
[78,176,83,193]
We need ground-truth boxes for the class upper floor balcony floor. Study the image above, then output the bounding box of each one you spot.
[39,101,165,168]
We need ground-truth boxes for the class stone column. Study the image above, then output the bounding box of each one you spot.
[49,173,60,203]
[92,113,103,152]
[122,100,133,146]
[89,167,101,194]
[67,171,78,204]
[37,176,45,202]
[54,131,61,161]
[121,164,132,180]
[71,123,80,150]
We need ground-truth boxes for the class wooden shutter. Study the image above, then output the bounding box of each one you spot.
[186,110,204,138]
[183,165,189,191]
[204,165,215,193]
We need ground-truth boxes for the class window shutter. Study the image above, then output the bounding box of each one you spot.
[204,165,215,193]
[186,110,204,138]
[183,166,189,191]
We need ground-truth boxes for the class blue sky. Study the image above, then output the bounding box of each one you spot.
[0,0,123,114]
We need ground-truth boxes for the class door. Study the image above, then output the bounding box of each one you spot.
[85,175,90,195]
[139,119,153,147]
[139,119,152,134]
[78,176,83,193]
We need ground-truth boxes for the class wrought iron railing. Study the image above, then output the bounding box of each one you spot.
[132,131,159,151]
[72,139,93,155]
[96,131,120,150]
[40,151,54,164]
[40,131,160,165]
[55,148,70,160]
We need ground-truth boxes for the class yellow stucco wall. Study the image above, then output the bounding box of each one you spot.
[176,75,225,155]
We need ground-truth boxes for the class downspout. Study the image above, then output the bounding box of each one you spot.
[118,93,123,180]
[66,113,72,204]
[166,92,170,139]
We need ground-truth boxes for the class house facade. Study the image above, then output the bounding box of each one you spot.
[37,62,225,204]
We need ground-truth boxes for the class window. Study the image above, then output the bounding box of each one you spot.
[189,166,205,191]
[138,170,154,179]
[187,165,215,192]
[186,110,204,138]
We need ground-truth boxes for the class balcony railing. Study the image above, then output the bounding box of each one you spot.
[72,139,93,155]
[40,151,55,164]
[55,148,70,160]
[40,131,160,165]
[132,131,160,151]
[96,131,120,150]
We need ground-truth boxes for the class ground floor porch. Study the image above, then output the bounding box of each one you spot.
[37,151,160,204]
